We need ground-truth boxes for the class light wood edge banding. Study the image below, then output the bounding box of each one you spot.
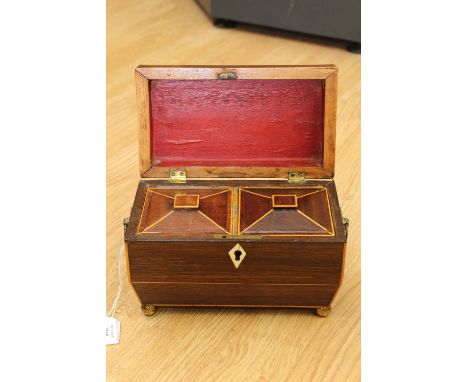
[231,187,238,235]
[173,194,200,209]
[136,188,152,233]
[322,69,337,178]
[125,242,131,282]
[241,189,272,199]
[148,190,175,199]
[136,65,337,80]
[324,187,336,235]
[272,194,298,208]
[199,189,230,199]
[296,189,325,198]
[329,243,347,306]
[129,302,337,309]
[135,70,152,176]
[133,281,337,286]
[124,243,143,305]
[197,210,231,235]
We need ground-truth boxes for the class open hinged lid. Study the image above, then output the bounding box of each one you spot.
[135,65,337,181]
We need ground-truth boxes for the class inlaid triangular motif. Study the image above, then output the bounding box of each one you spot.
[243,209,329,234]
[144,210,226,234]
[239,190,272,232]
[138,187,232,235]
[297,189,333,233]
[138,191,173,233]
[199,190,232,232]
[238,187,334,236]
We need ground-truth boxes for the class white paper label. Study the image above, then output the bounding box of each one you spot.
[106,317,120,345]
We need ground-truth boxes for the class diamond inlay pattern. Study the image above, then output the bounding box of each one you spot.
[238,187,334,236]
[138,188,232,235]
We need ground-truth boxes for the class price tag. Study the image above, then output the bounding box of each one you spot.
[106,317,120,345]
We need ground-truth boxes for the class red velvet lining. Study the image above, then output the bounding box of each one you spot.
[150,79,324,167]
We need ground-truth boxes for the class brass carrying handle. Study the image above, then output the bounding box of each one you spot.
[342,217,349,238]
[123,217,129,232]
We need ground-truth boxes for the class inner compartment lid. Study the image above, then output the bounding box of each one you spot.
[136,66,337,179]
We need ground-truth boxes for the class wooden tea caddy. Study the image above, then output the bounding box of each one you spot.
[124,65,348,317]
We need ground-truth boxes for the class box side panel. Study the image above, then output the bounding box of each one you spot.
[133,282,337,307]
[127,241,344,285]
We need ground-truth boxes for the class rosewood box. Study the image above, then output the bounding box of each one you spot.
[124,65,348,317]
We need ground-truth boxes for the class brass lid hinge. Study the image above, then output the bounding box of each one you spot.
[169,170,187,183]
[288,172,306,183]
[218,72,237,80]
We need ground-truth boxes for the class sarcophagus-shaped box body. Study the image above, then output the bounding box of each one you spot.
[125,66,348,317]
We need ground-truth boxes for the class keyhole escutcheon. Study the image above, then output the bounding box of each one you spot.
[228,243,246,269]
[234,250,242,261]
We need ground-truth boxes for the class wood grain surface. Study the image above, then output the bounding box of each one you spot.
[137,187,233,234]
[107,1,361,381]
[149,79,325,168]
[137,65,337,179]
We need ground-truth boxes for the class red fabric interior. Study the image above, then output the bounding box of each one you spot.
[150,79,324,167]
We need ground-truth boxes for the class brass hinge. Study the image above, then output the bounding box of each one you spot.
[169,170,187,183]
[218,72,237,80]
[288,172,306,183]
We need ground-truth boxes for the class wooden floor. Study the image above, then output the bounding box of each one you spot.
[107,1,360,381]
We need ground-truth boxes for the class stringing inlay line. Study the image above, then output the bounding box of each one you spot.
[200,189,230,199]
[240,209,274,234]
[296,188,325,198]
[237,186,242,234]
[231,187,237,235]
[197,210,231,234]
[260,233,335,237]
[296,210,333,234]
[240,189,272,199]
[141,210,175,233]
[324,187,335,235]
[137,189,152,233]
[147,189,175,199]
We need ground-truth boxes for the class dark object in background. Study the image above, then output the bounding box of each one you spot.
[196,0,360,52]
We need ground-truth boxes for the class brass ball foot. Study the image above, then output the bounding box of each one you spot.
[316,306,331,317]
[142,305,157,316]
